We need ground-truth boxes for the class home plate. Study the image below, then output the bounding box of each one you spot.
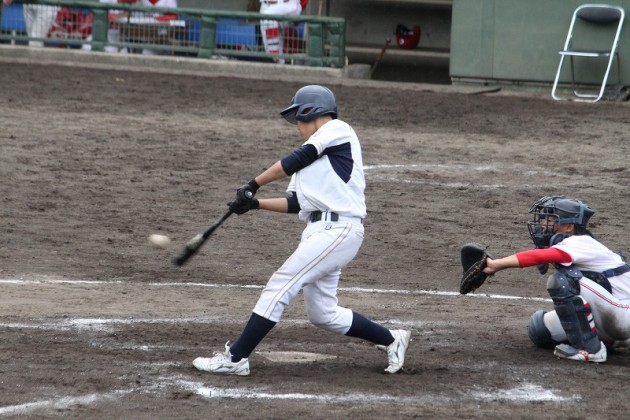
[256,351,337,363]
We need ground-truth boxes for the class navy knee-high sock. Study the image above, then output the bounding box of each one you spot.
[345,311,394,346]
[229,312,276,362]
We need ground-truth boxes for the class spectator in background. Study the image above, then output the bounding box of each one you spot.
[82,0,135,53]
[258,0,302,64]
[2,0,59,47]
[135,0,178,55]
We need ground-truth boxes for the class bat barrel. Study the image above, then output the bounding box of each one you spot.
[172,210,233,267]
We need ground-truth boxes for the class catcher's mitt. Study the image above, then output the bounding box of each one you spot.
[460,243,492,294]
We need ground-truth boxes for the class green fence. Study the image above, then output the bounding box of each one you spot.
[0,0,346,67]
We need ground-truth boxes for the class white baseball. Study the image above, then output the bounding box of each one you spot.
[149,234,171,248]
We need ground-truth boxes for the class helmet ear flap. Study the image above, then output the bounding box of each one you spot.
[582,205,595,226]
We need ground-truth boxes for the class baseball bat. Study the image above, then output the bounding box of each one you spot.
[173,209,234,267]
[371,37,391,76]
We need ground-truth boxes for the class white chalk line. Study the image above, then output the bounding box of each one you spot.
[368,175,599,190]
[0,374,578,416]
[176,377,580,404]
[180,379,422,403]
[365,163,517,172]
[470,382,580,403]
[364,162,580,180]
[0,279,552,303]
[0,317,440,334]
[0,377,569,416]
[0,277,549,349]
[0,390,133,416]
[371,175,507,189]
[175,377,577,404]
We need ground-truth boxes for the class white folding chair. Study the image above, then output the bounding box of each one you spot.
[551,4,625,102]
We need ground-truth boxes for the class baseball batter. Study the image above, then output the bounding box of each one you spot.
[483,196,630,363]
[192,85,411,376]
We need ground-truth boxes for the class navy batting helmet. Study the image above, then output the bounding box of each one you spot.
[280,85,338,124]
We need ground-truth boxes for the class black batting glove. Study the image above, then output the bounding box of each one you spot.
[228,197,259,215]
[236,179,260,205]
[228,200,250,215]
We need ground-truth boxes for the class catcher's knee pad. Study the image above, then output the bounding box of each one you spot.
[546,267,581,300]
[547,268,599,351]
[527,310,557,349]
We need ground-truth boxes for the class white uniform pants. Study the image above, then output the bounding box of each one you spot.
[253,218,364,335]
[23,5,59,47]
[544,277,630,345]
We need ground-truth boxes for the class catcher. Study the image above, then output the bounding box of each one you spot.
[461,196,630,363]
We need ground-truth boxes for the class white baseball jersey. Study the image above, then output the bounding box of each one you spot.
[554,234,630,300]
[259,0,302,16]
[140,0,177,8]
[544,234,630,344]
[287,119,367,222]
[132,0,178,19]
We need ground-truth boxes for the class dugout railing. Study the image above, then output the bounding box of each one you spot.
[0,0,346,67]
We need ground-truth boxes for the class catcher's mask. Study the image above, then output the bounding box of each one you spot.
[527,196,594,248]
[280,85,338,125]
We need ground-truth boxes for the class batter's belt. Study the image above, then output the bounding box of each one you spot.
[309,211,363,224]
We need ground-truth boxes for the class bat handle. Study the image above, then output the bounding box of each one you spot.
[245,190,254,199]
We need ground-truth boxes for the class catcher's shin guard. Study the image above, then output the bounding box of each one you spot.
[547,268,601,353]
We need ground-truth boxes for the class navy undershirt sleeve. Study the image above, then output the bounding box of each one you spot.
[286,192,300,213]
[280,144,319,176]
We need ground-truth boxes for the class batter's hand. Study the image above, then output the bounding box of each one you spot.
[236,179,260,205]
[227,197,259,215]
[228,200,249,215]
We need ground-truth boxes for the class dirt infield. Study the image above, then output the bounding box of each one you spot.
[2,61,630,418]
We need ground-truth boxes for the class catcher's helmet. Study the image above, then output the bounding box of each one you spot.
[554,198,594,227]
[527,196,594,248]
[280,85,338,125]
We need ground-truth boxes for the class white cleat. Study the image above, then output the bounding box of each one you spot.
[554,341,607,363]
[384,329,411,373]
[193,341,250,376]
